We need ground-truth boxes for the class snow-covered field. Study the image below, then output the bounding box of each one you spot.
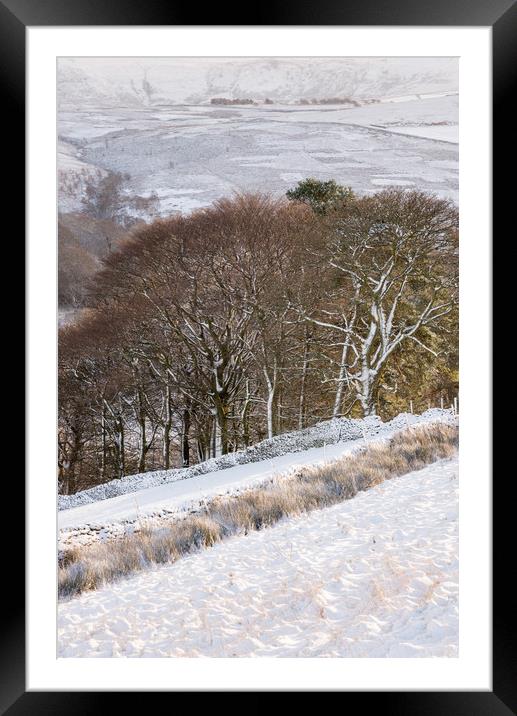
[58,455,458,657]
[58,94,458,215]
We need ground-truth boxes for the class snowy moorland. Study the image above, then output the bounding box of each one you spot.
[58,93,458,217]
[58,455,458,657]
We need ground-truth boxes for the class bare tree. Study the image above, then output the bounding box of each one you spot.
[58,190,458,493]
[312,190,458,415]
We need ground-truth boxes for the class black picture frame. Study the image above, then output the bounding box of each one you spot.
[7,0,510,710]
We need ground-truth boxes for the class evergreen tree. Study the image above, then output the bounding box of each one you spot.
[286,178,354,214]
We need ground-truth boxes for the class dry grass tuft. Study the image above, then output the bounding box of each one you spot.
[58,422,458,599]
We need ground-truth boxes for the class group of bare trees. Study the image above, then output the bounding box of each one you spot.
[58,188,458,494]
[82,171,159,229]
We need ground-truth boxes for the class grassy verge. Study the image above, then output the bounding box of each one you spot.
[59,422,458,599]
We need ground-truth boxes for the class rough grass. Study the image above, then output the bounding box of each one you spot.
[58,422,458,599]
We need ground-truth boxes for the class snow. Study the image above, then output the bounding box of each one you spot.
[58,410,455,551]
[58,140,107,213]
[58,57,458,109]
[59,408,454,513]
[379,124,458,143]
[58,438,384,538]
[58,94,459,216]
[370,178,416,187]
[58,456,458,657]
[276,95,458,132]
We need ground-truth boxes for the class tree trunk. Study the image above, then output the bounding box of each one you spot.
[196,416,211,462]
[181,407,190,467]
[263,365,276,440]
[100,406,107,480]
[65,430,81,495]
[66,462,77,495]
[241,379,251,447]
[115,418,125,478]
[359,364,377,417]
[361,398,376,417]
[298,332,309,429]
[214,403,228,456]
[162,384,172,470]
[333,339,350,419]
[197,435,207,463]
[212,415,218,458]
[138,417,146,473]
[266,387,275,440]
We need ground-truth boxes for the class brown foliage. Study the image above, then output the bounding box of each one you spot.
[58,191,458,493]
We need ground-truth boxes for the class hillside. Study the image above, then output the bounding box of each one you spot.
[59,408,454,513]
[59,212,129,257]
[58,454,458,657]
[58,57,458,109]
[58,212,129,311]
[58,410,456,555]
[58,94,459,224]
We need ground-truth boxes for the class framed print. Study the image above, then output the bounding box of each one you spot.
[6,0,511,710]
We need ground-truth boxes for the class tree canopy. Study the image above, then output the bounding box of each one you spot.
[286,178,354,214]
[59,189,458,495]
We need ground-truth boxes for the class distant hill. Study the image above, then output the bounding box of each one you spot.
[58,57,458,109]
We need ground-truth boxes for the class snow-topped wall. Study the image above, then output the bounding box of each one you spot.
[58,409,455,511]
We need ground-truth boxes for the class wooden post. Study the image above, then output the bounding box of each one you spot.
[410,400,414,414]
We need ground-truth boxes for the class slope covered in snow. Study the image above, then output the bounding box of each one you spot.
[59,409,454,513]
[58,94,459,219]
[58,455,458,657]
[58,57,458,109]
[58,410,456,553]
